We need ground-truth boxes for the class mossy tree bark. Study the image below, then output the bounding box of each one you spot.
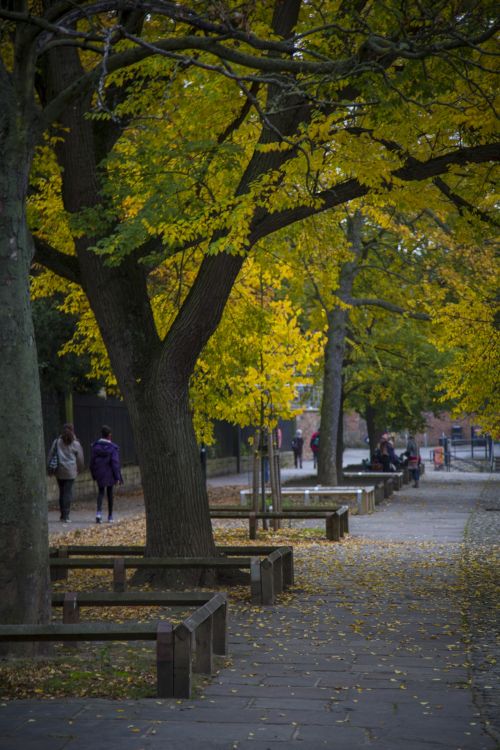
[0,61,51,636]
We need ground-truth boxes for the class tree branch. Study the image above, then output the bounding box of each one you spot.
[33,239,81,284]
[250,142,500,243]
[347,296,430,321]
[432,176,499,227]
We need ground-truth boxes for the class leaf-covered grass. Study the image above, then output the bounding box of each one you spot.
[0,645,228,700]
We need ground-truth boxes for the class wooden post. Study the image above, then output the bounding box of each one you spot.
[252,443,260,512]
[250,557,261,603]
[268,429,280,530]
[51,546,68,581]
[343,508,349,534]
[260,558,274,605]
[113,558,126,592]
[156,622,174,698]
[356,489,363,515]
[212,598,228,655]
[272,553,283,595]
[62,592,80,624]
[174,623,192,698]
[281,548,294,587]
[193,616,213,674]
[249,512,257,540]
[328,512,340,541]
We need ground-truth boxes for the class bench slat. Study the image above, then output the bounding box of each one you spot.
[0,623,159,641]
[50,556,254,569]
[50,545,280,557]
[51,592,219,606]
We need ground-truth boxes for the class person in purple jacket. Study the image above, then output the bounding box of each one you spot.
[90,425,123,523]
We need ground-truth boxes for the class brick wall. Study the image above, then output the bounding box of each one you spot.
[293,409,478,451]
[416,413,477,446]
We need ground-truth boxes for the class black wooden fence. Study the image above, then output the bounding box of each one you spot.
[42,393,137,467]
[42,392,294,470]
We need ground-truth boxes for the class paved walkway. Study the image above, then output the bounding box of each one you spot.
[1,471,499,749]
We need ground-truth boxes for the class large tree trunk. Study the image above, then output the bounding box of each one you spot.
[317,211,363,485]
[42,47,215,567]
[133,388,213,560]
[0,74,50,634]
[336,393,344,479]
[318,306,348,485]
[365,403,383,458]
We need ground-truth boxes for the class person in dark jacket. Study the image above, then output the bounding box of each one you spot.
[90,425,123,523]
[379,432,397,472]
[406,434,421,488]
[310,429,320,468]
[291,429,304,468]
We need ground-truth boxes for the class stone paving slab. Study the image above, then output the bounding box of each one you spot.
[1,472,499,749]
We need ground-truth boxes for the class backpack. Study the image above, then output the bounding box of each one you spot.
[311,435,320,448]
[47,443,59,476]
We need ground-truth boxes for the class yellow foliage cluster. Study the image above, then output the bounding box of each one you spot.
[430,289,500,438]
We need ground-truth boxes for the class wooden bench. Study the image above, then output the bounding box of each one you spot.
[210,506,349,541]
[50,545,294,589]
[0,592,227,699]
[344,466,407,487]
[49,550,292,606]
[342,473,396,501]
[237,486,374,514]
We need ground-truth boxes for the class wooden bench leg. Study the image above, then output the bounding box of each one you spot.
[51,546,68,581]
[249,512,257,540]
[273,555,283,595]
[194,616,213,675]
[260,559,274,605]
[325,513,335,541]
[113,558,126,592]
[333,512,342,541]
[62,593,80,624]
[250,557,261,604]
[213,600,228,655]
[62,592,80,649]
[156,622,174,698]
[343,509,349,535]
[174,623,192,698]
[282,549,294,587]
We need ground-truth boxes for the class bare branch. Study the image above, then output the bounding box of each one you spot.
[347,296,430,321]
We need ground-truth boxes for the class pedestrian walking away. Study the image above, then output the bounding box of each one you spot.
[291,428,304,468]
[310,428,320,469]
[90,425,123,523]
[406,434,421,487]
[47,423,84,523]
